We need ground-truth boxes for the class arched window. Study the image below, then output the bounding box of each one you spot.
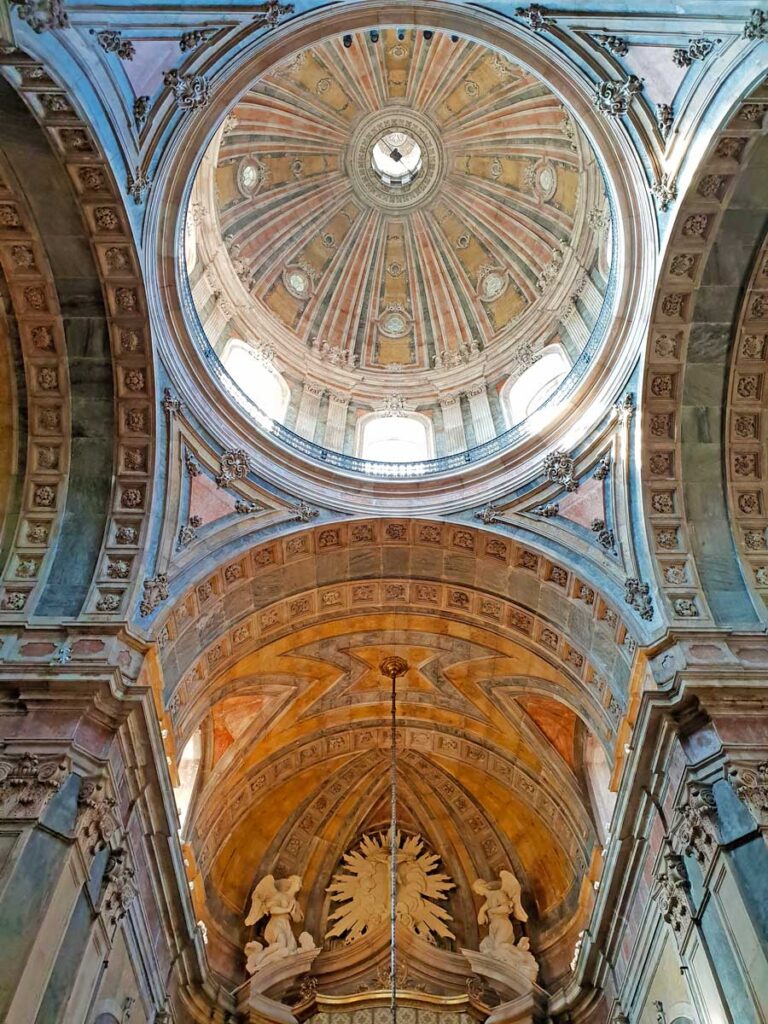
[174,730,202,833]
[503,347,570,426]
[358,413,433,463]
[221,339,289,422]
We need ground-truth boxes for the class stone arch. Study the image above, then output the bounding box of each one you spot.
[640,80,768,627]
[0,50,157,619]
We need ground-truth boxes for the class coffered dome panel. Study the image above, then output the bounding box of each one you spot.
[188,27,614,469]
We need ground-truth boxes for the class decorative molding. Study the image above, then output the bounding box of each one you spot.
[288,500,319,524]
[77,779,119,855]
[597,35,629,57]
[656,103,674,142]
[624,577,653,620]
[744,8,768,40]
[215,448,250,488]
[178,516,202,548]
[650,173,677,212]
[672,38,717,68]
[126,168,150,205]
[252,0,294,28]
[614,392,635,424]
[673,783,719,865]
[179,29,214,52]
[0,751,68,818]
[163,69,210,110]
[533,503,559,518]
[162,388,181,415]
[515,5,554,33]
[653,844,691,939]
[9,0,68,33]
[594,455,611,481]
[543,450,579,491]
[100,847,138,925]
[140,573,169,617]
[592,519,615,551]
[133,95,149,132]
[93,29,135,61]
[593,75,642,119]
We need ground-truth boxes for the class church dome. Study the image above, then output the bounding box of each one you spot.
[186,28,615,472]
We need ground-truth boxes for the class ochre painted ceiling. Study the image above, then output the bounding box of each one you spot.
[177,613,600,983]
[210,29,603,373]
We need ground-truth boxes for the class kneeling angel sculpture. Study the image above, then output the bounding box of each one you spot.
[473,869,531,962]
[244,874,316,975]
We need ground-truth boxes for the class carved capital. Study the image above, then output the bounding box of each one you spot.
[726,761,768,830]
[0,750,68,818]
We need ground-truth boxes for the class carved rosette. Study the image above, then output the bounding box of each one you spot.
[0,751,68,818]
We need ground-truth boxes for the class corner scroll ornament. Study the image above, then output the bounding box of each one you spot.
[624,577,654,621]
[10,0,68,32]
[161,388,181,415]
[163,69,210,111]
[673,784,719,866]
[288,500,319,524]
[140,573,169,617]
[252,0,294,28]
[593,75,643,119]
[244,874,316,975]
[215,449,251,488]
[77,779,119,855]
[101,846,138,926]
[475,503,503,525]
[326,831,455,944]
[614,392,635,424]
[0,750,68,818]
[126,168,150,206]
[744,9,767,40]
[543,449,579,491]
[653,844,691,940]
[726,761,768,833]
[650,173,677,212]
[516,5,554,32]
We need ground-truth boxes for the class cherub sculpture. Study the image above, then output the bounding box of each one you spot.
[473,869,530,962]
[244,874,316,975]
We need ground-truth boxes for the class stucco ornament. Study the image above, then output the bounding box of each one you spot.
[326,831,455,944]
[473,870,530,960]
[244,874,316,974]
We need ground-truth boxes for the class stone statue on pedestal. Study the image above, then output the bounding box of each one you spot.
[472,870,534,962]
[244,874,316,975]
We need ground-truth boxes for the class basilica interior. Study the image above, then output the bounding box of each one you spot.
[0,2,767,1023]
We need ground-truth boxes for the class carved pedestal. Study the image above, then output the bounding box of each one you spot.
[239,946,321,1023]
[461,949,546,1024]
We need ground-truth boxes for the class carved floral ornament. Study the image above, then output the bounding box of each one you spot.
[726,761,768,830]
[0,750,69,818]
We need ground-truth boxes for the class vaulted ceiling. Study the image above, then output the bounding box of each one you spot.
[202,28,606,380]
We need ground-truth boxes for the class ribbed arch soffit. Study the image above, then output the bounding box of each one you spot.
[640,80,768,628]
[0,49,157,620]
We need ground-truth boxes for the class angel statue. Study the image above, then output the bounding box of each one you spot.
[243,874,316,975]
[473,870,530,962]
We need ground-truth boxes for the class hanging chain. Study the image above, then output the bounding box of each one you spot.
[379,655,408,1024]
[390,665,397,1024]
